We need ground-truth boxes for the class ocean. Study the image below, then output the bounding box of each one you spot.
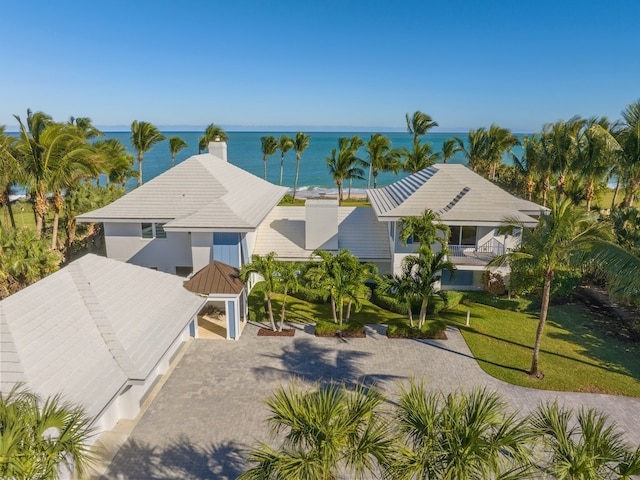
[101,131,526,194]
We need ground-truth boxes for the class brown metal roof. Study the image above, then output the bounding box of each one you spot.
[183,261,244,296]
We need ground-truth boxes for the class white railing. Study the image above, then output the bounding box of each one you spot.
[448,238,505,258]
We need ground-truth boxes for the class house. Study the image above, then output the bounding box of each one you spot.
[0,254,206,441]
[367,164,543,289]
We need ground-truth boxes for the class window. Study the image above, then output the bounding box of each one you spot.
[449,226,477,245]
[175,266,193,277]
[141,222,167,239]
[441,270,474,286]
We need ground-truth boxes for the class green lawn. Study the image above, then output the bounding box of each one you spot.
[441,301,640,397]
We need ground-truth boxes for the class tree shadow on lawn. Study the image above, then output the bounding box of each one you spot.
[441,308,639,379]
[252,337,401,390]
[101,437,246,480]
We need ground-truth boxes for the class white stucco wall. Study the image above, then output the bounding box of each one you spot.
[191,232,214,273]
[244,230,257,258]
[103,223,191,274]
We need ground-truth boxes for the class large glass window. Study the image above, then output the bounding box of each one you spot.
[441,269,474,286]
[449,225,476,245]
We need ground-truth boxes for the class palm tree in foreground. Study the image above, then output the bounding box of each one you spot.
[169,136,188,167]
[239,382,389,480]
[130,120,165,187]
[292,132,311,200]
[239,252,279,331]
[260,135,277,181]
[388,381,533,479]
[493,198,613,377]
[0,387,95,479]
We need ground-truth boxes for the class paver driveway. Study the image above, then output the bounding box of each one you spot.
[101,322,640,479]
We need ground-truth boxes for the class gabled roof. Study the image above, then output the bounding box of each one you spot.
[183,261,244,296]
[254,206,391,262]
[367,164,543,225]
[77,151,288,231]
[0,254,205,419]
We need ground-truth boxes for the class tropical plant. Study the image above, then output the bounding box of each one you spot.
[275,261,299,331]
[239,382,389,480]
[130,120,165,187]
[277,135,294,186]
[378,261,420,327]
[0,125,19,228]
[325,136,366,205]
[406,110,438,146]
[291,132,311,200]
[588,239,640,300]
[398,209,450,250]
[531,402,640,479]
[198,123,228,153]
[387,381,533,480]
[365,133,401,188]
[0,387,95,479]
[94,138,136,186]
[441,137,461,164]
[400,141,440,173]
[260,135,277,181]
[493,198,614,377]
[455,128,488,174]
[240,252,279,331]
[616,100,640,208]
[169,136,188,167]
[68,116,103,140]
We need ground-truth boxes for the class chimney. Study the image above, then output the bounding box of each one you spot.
[208,136,228,162]
[305,198,339,250]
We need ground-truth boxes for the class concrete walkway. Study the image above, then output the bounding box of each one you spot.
[99,322,640,479]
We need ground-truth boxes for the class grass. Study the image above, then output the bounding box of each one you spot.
[441,301,640,397]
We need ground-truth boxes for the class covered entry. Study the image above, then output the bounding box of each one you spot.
[183,261,247,340]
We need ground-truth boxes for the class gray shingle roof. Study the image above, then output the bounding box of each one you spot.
[0,254,205,419]
[254,206,391,261]
[367,164,543,225]
[77,152,288,231]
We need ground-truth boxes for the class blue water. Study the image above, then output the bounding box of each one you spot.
[101,131,526,193]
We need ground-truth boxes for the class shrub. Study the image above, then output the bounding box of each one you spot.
[291,285,328,304]
[462,291,534,312]
[386,319,447,339]
[315,319,365,337]
[481,271,506,296]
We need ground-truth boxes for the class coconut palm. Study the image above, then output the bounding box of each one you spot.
[239,382,390,480]
[378,261,420,327]
[455,128,489,174]
[406,110,438,146]
[291,132,311,200]
[441,137,461,164]
[513,135,543,202]
[484,124,520,180]
[130,120,165,187]
[325,136,366,205]
[588,239,640,299]
[400,141,440,174]
[493,198,614,377]
[277,135,294,186]
[532,402,640,479]
[169,136,188,167]
[0,387,95,479]
[398,209,450,251]
[240,252,279,331]
[198,123,228,153]
[260,135,277,181]
[0,126,19,228]
[94,138,136,186]
[616,100,640,208]
[275,260,299,332]
[68,116,103,140]
[387,381,533,480]
[365,133,401,188]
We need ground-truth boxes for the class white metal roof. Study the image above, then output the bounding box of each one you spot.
[254,206,391,262]
[367,164,543,226]
[0,254,205,420]
[77,152,288,231]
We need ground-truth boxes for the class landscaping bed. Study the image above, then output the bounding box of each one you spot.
[257,327,295,337]
[386,320,448,339]
[314,319,366,338]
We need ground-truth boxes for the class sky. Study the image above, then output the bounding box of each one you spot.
[1,0,638,132]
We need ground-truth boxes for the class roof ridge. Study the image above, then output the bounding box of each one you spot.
[68,261,144,380]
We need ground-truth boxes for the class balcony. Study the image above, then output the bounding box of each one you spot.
[448,238,505,266]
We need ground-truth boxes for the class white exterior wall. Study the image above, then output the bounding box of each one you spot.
[191,232,214,273]
[89,318,195,441]
[245,230,257,258]
[103,223,191,274]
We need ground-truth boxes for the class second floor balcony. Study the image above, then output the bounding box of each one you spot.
[448,238,505,266]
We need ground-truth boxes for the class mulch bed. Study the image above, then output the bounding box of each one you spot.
[257,328,295,337]
[315,330,366,338]
[387,331,448,340]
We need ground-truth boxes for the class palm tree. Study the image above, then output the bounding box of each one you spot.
[277,135,294,186]
[387,381,533,480]
[198,123,228,153]
[0,387,95,479]
[398,209,450,250]
[404,249,456,328]
[400,141,441,173]
[130,120,165,187]
[260,135,278,181]
[484,124,520,180]
[378,261,419,327]
[291,132,311,201]
[406,110,438,146]
[169,136,188,167]
[616,100,640,208]
[0,126,19,228]
[239,382,389,480]
[493,199,614,377]
[588,239,640,300]
[455,128,488,174]
[325,136,366,205]
[275,261,299,332]
[68,116,103,140]
[94,138,136,186]
[239,252,279,331]
[365,133,401,188]
[441,137,461,164]
[513,135,543,202]
[531,402,640,479]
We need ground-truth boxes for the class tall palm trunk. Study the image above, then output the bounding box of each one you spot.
[346,300,352,321]
[279,287,288,332]
[266,294,276,331]
[373,170,379,188]
[293,157,301,200]
[34,187,48,238]
[2,188,16,228]
[407,306,414,328]
[263,157,267,181]
[419,296,429,329]
[530,273,552,377]
[65,217,77,260]
[611,176,621,209]
[279,154,284,186]
[585,179,595,211]
[137,152,143,187]
[330,294,337,323]
[51,190,64,250]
